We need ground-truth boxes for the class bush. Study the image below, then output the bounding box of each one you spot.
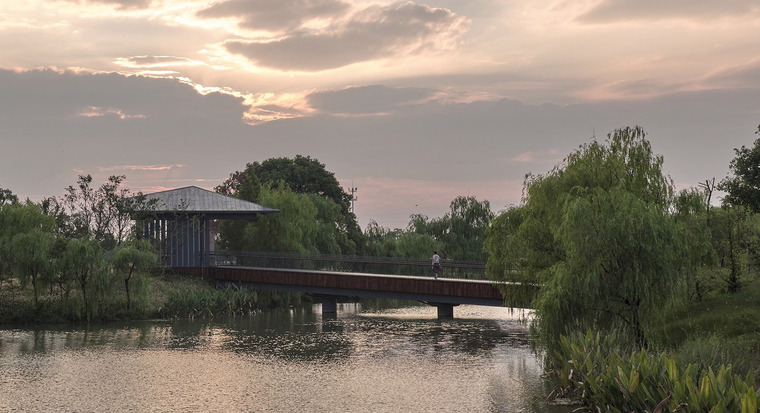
[550,330,758,412]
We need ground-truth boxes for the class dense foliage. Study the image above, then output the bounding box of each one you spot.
[217,183,354,255]
[720,125,760,213]
[484,125,760,410]
[552,331,757,412]
[216,155,362,254]
[486,127,684,353]
[0,176,158,322]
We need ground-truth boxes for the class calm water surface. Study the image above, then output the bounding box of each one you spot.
[0,303,570,412]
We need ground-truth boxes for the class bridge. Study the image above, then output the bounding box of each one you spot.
[135,188,531,317]
[202,252,533,318]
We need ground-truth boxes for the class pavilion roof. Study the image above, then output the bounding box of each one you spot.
[139,186,278,218]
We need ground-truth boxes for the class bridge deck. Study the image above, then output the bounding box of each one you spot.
[208,266,508,307]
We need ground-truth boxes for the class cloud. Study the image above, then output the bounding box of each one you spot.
[3,68,760,228]
[588,79,687,100]
[509,149,561,164]
[703,60,760,89]
[55,0,154,11]
[576,0,760,23]
[307,85,434,115]
[197,0,351,32]
[0,68,247,122]
[98,164,186,172]
[78,106,148,119]
[115,55,201,68]
[0,68,250,199]
[223,2,469,71]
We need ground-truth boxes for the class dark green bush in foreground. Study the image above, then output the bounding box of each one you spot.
[550,331,758,412]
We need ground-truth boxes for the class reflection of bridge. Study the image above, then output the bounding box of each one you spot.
[203,252,532,318]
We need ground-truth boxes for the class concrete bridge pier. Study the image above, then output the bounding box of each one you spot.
[315,295,338,316]
[432,303,456,319]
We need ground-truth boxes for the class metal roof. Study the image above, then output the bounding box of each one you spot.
[141,186,278,218]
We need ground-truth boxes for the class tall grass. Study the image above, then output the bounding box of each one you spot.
[650,279,760,384]
[160,285,259,318]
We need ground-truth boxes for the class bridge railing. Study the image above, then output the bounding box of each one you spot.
[207,251,488,280]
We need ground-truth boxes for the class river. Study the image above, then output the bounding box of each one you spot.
[0,303,571,412]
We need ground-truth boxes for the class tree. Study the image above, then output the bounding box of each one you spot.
[486,127,684,355]
[440,196,494,261]
[671,188,717,301]
[110,238,157,312]
[719,125,760,212]
[63,237,103,322]
[0,186,18,206]
[219,184,320,253]
[7,202,56,311]
[60,174,139,247]
[363,220,402,257]
[217,155,363,254]
[308,193,355,255]
[406,196,493,261]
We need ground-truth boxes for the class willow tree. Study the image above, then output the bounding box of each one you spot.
[219,184,320,254]
[63,237,103,322]
[217,155,362,254]
[486,127,684,357]
[8,202,56,312]
[110,238,156,312]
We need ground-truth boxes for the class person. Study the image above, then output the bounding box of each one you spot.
[431,251,442,279]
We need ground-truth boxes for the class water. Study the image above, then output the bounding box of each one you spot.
[0,303,570,412]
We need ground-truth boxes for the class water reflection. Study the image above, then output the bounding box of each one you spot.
[0,303,568,412]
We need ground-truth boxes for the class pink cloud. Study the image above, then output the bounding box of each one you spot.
[98,164,187,172]
[77,106,147,120]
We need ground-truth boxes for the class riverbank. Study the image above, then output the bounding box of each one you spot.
[548,278,760,410]
[0,270,308,325]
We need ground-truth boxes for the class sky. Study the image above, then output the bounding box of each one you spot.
[1,0,759,230]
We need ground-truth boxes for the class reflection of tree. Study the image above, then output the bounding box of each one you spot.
[0,306,528,365]
[212,308,354,362]
[0,322,171,354]
[341,316,528,358]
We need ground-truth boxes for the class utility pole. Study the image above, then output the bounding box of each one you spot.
[350,184,358,214]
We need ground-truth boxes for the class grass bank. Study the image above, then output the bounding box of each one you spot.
[653,279,760,383]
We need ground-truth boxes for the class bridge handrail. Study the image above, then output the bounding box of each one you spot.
[209,250,486,269]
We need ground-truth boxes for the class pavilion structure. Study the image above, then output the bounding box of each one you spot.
[135,186,278,268]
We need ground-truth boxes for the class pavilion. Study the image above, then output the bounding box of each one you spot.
[135,186,278,268]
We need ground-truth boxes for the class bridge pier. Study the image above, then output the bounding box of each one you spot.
[315,295,338,316]
[433,303,455,319]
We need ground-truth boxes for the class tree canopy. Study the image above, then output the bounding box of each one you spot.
[486,126,684,354]
[406,196,493,261]
[719,125,760,212]
[216,155,362,254]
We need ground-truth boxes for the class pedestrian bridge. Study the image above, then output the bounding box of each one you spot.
[202,252,534,318]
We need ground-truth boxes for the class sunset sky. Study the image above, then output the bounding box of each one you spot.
[1,0,759,229]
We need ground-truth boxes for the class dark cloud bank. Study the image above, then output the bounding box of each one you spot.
[1,68,759,204]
